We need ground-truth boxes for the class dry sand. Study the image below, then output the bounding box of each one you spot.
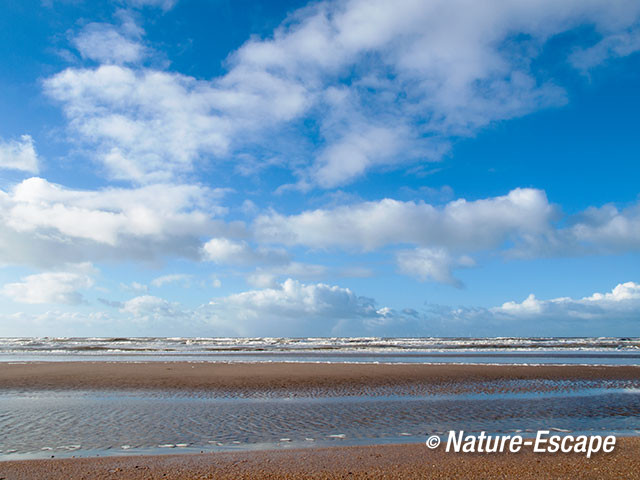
[1,439,639,479]
[1,361,639,393]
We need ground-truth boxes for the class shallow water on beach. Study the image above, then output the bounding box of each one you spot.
[2,382,640,460]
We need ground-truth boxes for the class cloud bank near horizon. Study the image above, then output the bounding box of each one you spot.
[2,277,638,337]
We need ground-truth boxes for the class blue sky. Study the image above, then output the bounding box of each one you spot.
[0,0,639,337]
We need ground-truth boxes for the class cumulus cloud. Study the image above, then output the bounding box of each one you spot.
[2,279,638,337]
[203,278,396,336]
[311,125,418,188]
[504,199,640,259]
[255,188,554,251]
[396,247,475,286]
[216,0,639,187]
[44,64,306,183]
[202,237,327,288]
[44,66,230,182]
[0,177,239,267]
[567,202,640,254]
[151,273,192,287]
[246,263,328,288]
[1,270,94,305]
[3,177,226,245]
[202,238,290,266]
[492,281,640,322]
[120,295,182,319]
[117,294,215,335]
[119,280,640,336]
[0,135,39,173]
[255,189,640,284]
[73,22,145,64]
[388,281,640,336]
[44,0,640,186]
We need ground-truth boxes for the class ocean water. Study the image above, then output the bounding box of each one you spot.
[1,383,640,460]
[1,336,639,364]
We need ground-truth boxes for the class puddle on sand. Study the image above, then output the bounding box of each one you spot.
[1,382,640,460]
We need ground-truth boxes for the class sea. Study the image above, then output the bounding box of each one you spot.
[1,336,640,364]
[1,336,639,460]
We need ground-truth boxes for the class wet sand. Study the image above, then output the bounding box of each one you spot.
[1,439,639,479]
[2,363,639,478]
[1,362,639,393]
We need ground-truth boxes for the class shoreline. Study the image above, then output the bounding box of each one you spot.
[2,440,640,479]
[1,362,639,392]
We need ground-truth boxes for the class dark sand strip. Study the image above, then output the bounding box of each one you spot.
[1,362,639,393]
[2,440,639,479]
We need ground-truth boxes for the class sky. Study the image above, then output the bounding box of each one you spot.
[0,0,639,337]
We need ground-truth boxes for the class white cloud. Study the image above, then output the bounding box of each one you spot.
[203,278,395,336]
[570,26,640,71]
[2,279,638,337]
[396,247,475,286]
[118,294,212,334]
[507,200,640,258]
[255,190,640,284]
[0,135,39,173]
[0,177,239,267]
[126,0,177,11]
[244,272,278,289]
[121,294,181,318]
[0,310,113,337]
[568,203,640,253]
[229,0,639,187]
[4,177,227,245]
[44,66,231,182]
[121,280,640,336]
[312,125,416,188]
[120,281,148,293]
[202,238,290,265]
[255,188,554,251]
[44,63,307,183]
[492,281,640,321]
[1,270,94,305]
[44,0,640,186]
[73,22,145,64]
[246,262,328,288]
[392,281,640,336]
[151,273,191,287]
[202,237,327,287]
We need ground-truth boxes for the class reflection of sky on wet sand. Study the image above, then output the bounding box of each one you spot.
[2,383,640,460]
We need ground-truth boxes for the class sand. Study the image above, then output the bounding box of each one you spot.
[1,439,640,479]
[1,361,639,393]
[2,362,639,478]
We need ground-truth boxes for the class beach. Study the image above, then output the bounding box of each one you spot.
[2,439,640,479]
[1,362,639,478]
[3,361,640,392]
